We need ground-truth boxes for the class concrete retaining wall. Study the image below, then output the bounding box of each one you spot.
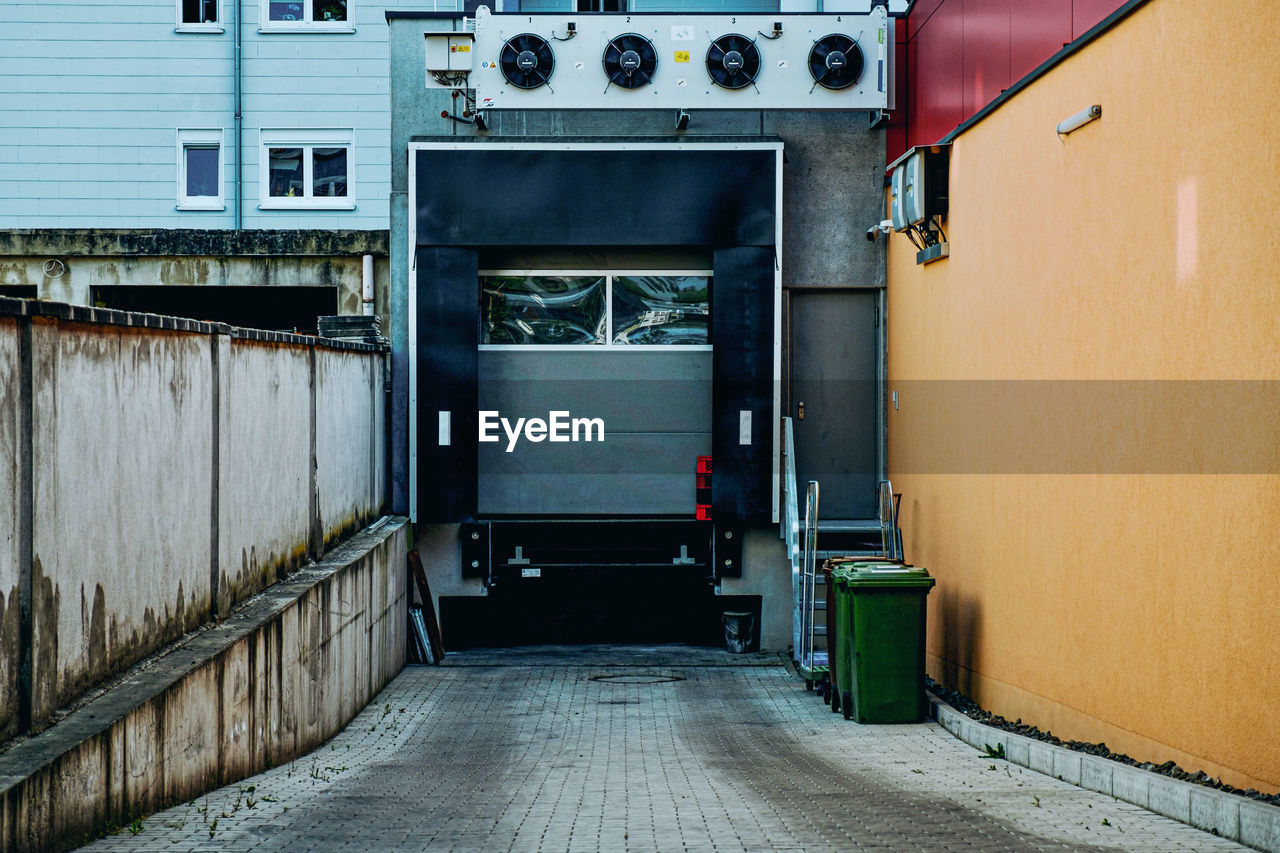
[0,517,407,853]
[0,298,387,741]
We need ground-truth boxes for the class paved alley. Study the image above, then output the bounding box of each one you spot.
[82,647,1247,852]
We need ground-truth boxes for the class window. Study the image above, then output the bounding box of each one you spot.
[258,130,354,209]
[176,0,221,31]
[481,272,711,347]
[177,129,224,210]
[260,0,351,30]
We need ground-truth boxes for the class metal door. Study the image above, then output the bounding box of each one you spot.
[787,289,880,520]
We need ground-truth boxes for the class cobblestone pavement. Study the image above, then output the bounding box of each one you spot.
[81,646,1247,852]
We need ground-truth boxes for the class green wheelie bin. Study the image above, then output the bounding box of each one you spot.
[840,564,935,723]
[830,561,911,721]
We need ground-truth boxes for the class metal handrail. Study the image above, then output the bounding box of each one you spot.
[800,479,821,672]
[878,478,902,562]
[781,418,802,657]
[782,416,825,671]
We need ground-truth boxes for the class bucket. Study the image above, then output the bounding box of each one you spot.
[722,610,756,654]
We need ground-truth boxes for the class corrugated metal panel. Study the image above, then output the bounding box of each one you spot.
[0,0,440,229]
[516,0,569,11]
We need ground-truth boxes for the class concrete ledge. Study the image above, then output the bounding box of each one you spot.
[930,695,1280,852]
[0,517,408,853]
[0,229,389,258]
[0,297,386,352]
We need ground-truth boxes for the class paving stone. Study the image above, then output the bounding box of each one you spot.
[78,646,1249,852]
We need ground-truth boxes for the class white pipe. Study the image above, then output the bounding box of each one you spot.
[362,254,375,316]
[1057,104,1101,136]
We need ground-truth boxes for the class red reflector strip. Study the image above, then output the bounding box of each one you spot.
[696,456,712,520]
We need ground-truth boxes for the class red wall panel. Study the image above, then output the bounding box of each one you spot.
[899,0,1126,161]
[961,0,1011,116]
[1010,0,1072,81]
[907,0,946,40]
[1072,0,1124,38]
[886,20,910,165]
[908,0,965,148]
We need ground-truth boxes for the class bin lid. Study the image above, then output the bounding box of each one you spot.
[830,561,904,586]
[843,564,935,589]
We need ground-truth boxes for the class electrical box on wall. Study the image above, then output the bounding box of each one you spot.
[425,31,476,76]
[888,144,949,232]
[459,6,892,111]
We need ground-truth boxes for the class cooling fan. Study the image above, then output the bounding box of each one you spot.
[500,33,554,90]
[808,34,863,90]
[705,34,761,91]
[603,33,657,89]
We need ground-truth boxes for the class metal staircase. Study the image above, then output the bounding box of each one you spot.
[781,417,904,690]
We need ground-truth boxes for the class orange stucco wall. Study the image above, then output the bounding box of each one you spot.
[887,0,1280,792]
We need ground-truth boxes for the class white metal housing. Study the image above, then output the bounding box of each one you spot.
[465,6,891,111]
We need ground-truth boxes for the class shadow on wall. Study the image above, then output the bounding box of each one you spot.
[936,590,981,697]
[908,492,980,696]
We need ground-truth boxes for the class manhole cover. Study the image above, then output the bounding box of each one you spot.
[589,673,685,684]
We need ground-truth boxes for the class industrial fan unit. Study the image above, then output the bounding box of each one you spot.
[705,34,761,91]
[500,33,554,89]
[603,33,658,89]
[808,34,863,90]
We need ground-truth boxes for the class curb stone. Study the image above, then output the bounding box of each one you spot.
[929,694,1280,853]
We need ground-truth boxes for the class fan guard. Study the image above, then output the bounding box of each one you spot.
[808,34,863,90]
[603,33,658,89]
[705,33,761,91]
[500,33,554,90]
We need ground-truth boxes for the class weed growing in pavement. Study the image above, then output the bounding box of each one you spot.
[984,743,1006,760]
[1100,818,1111,827]
[1032,796,1041,807]
[128,819,144,835]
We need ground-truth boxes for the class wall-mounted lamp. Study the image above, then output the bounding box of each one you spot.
[1057,104,1101,136]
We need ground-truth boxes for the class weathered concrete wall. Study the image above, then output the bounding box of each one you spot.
[315,349,386,548]
[30,319,214,728]
[0,518,407,853]
[0,298,387,740]
[218,343,313,606]
[0,317,21,741]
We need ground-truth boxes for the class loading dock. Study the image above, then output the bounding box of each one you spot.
[388,11,891,651]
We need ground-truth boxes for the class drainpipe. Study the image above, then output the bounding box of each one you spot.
[362,254,375,316]
[233,0,243,229]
